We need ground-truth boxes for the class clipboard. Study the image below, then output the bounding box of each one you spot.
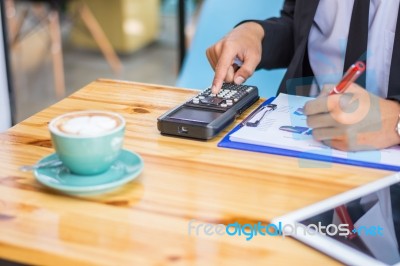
[218,97,400,172]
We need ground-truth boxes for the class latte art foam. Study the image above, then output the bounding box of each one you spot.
[55,114,120,136]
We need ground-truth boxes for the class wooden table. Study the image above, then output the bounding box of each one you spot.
[0,79,393,265]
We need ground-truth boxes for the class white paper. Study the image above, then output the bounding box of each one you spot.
[230,93,400,167]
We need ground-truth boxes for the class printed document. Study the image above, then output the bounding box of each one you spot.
[230,93,400,167]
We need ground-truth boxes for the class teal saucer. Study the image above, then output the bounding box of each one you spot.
[34,149,143,196]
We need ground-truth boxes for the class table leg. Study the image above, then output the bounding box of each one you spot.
[48,9,66,99]
[5,0,28,47]
[178,0,186,70]
[77,3,123,74]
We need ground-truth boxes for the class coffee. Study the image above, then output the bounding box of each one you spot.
[51,112,122,137]
[49,111,125,175]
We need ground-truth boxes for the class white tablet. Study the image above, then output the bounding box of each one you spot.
[272,172,400,266]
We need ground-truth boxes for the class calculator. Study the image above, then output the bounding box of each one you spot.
[157,83,260,140]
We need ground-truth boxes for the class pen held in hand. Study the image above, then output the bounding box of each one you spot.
[330,61,366,95]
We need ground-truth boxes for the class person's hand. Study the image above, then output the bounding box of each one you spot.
[303,84,400,151]
[206,22,264,94]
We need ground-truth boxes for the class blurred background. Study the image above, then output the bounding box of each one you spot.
[1,0,285,130]
[3,0,202,123]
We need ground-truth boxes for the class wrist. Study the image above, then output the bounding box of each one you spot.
[240,22,265,41]
[394,106,400,142]
[390,100,400,144]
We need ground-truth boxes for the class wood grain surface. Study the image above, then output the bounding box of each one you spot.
[0,79,393,265]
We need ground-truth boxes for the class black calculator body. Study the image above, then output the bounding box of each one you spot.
[157,83,259,140]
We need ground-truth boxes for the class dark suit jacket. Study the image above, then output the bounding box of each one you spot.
[255,0,400,100]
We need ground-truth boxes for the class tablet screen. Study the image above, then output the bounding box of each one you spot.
[299,183,400,265]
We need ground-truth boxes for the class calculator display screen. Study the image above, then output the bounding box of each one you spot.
[169,107,223,123]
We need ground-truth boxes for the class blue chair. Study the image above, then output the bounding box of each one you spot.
[176,0,286,97]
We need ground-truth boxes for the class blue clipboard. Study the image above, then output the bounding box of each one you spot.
[218,97,400,172]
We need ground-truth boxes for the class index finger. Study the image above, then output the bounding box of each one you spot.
[320,84,335,97]
[211,48,237,93]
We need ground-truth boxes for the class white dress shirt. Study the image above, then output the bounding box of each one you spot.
[308,0,400,98]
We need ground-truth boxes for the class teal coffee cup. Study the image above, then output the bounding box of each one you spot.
[49,110,125,175]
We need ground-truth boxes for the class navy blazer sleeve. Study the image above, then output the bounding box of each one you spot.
[254,0,296,70]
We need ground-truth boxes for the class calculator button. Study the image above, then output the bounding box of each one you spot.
[198,96,205,99]
[234,98,239,102]
[221,103,227,108]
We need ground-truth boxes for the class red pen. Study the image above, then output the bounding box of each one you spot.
[330,61,366,95]
[335,205,357,240]
[335,205,373,255]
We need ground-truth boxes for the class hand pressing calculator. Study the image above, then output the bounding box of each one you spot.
[157,83,259,140]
